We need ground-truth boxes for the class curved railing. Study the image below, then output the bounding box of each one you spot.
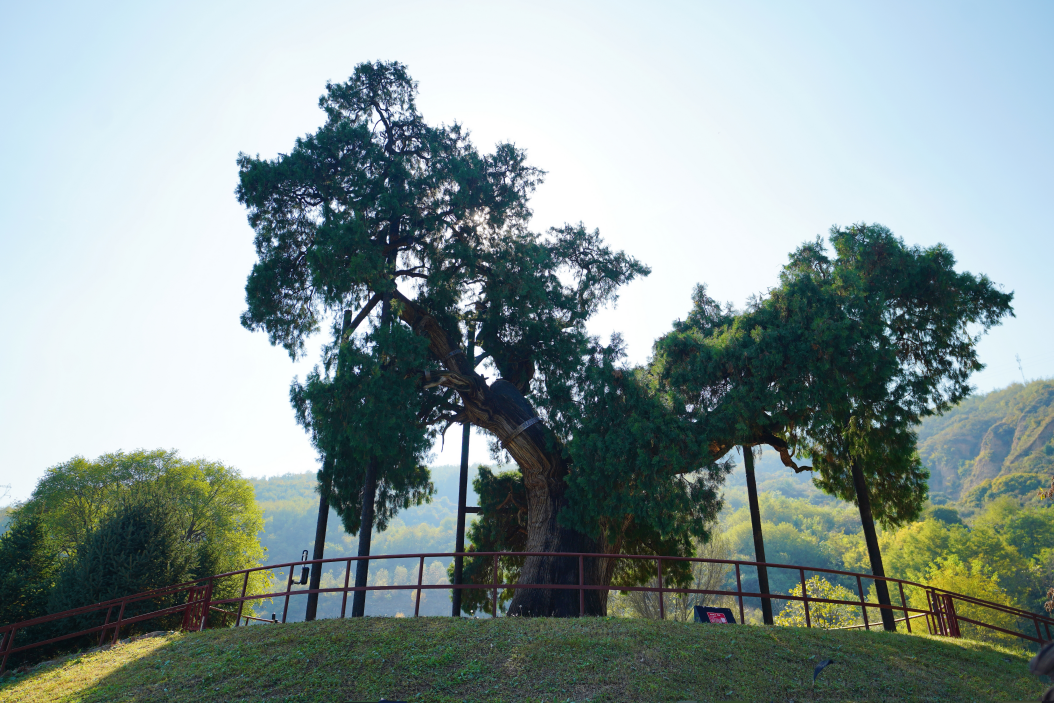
[2,551,1052,674]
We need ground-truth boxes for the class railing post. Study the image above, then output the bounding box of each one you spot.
[577,556,586,619]
[282,563,295,623]
[898,582,912,634]
[415,556,424,617]
[1,628,17,675]
[340,559,352,619]
[1034,616,1043,643]
[111,600,127,645]
[199,580,213,631]
[943,594,960,638]
[235,573,249,627]
[735,563,744,626]
[801,570,811,629]
[99,605,114,646]
[929,590,943,636]
[856,575,869,631]
[492,554,499,618]
[657,557,665,621]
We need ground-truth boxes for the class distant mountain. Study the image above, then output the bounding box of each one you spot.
[917,380,1054,504]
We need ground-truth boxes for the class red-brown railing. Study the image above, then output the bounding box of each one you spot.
[3,551,1052,674]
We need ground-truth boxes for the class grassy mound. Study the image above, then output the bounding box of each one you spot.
[0,617,1045,702]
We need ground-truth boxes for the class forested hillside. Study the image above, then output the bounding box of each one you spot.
[917,379,1054,503]
[248,465,482,619]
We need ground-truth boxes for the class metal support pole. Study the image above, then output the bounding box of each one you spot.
[282,564,294,623]
[735,563,744,625]
[340,559,351,619]
[1,628,18,675]
[801,569,811,628]
[899,582,912,634]
[492,553,499,618]
[99,605,114,646]
[111,601,127,645]
[452,323,475,617]
[657,558,665,621]
[577,556,586,615]
[415,556,425,617]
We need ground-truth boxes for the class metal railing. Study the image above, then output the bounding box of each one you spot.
[3,551,1052,674]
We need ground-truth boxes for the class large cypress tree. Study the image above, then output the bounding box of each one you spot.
[237,62,738,616]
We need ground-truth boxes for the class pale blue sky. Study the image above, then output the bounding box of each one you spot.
[2,1,1051,501]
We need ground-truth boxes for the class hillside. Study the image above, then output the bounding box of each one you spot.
[917,379,1054,503]
[0,617,1045,702]
[248,465,483,619]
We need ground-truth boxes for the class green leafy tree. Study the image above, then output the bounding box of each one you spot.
[238,62,741,616]
[774,576,858,630]
[16,449,269,610]
[48,497,197,637]
[907,556,1020,643]
[657,223,1013,630]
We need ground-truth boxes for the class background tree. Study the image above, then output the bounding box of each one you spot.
[12,449,269,612]
[48,496,197,637]
[239,62,742,617]
[0,512,58,627]
[656,223,1013,630]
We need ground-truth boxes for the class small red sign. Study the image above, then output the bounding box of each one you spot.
[707,612,728,624]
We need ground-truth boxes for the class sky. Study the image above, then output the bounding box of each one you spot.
[1,1,1052,503]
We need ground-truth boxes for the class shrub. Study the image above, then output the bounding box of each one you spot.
[48,498,197,640]
[774,575,858,629]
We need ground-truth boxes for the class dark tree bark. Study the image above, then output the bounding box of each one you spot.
[351,458,377,618]
[304,469,330,622]
[850,456,897,631]
[743,447,773,625]
[395,292,606,616]
[351,295,392,618]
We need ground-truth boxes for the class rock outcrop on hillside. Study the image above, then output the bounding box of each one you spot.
[917,380,1054,501]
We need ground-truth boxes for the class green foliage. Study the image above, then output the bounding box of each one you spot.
[48,498,197,631]
[924,505,964,526]
[917,380,1054,499]
[4,449,269,629]
[452,466,526,615]
[0,512,58,627]
[774,576,858,629]
[962,472,1050,509]
[290,321,436,535]
[908,556,1021,644]
[657,223,1013,529]
[879,502,1049,613]
[562,348,732,562]
[237,62,680,579]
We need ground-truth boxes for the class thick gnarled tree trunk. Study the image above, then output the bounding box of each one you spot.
[397,292,606,616]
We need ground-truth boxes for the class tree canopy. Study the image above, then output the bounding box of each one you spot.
[656,223,1013,526]
[239,61,720,615]
[237,62,1013,617]
[12,449,268,598]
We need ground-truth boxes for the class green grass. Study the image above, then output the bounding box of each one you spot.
[0,617,1046,702]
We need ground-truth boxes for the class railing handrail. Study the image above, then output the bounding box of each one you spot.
[2,550,1051,674]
